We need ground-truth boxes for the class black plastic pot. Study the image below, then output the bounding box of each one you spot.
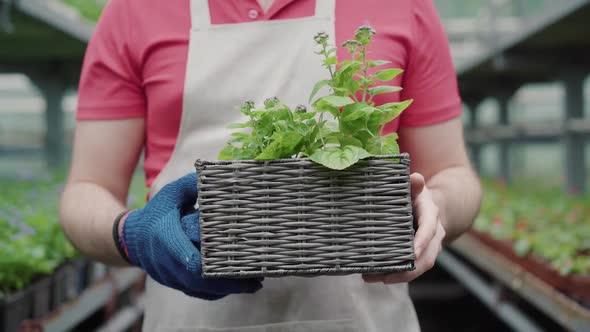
[78,260,91,291]
[50,264,68,310]
[0,288,33,332]
[73,259,87,295]
[31,277,52,319]
[64,260,85,300]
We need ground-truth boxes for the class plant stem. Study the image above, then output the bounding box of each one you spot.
[361,46,368,103]
[322,43,335,80]
[318,113,326,147]
[318,42,332,149]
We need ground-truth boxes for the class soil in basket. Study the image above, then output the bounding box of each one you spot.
[470,230,590,302]
[0,288,33,332]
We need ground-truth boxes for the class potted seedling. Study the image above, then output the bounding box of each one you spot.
[195,25,415,278]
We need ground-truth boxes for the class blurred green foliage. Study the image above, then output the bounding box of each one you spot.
[62,0,105,22]
[434,0,551,18]
[475,179,590,276]
[0,170,147,295]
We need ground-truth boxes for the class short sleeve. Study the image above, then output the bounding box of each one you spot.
[399,0,462,127]
[76,0,146,120]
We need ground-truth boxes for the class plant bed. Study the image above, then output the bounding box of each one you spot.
[470,230,590,302]
[198,27,417,278]
[473,179,590,303]
[196,155,415,278]
[0,288,32,332]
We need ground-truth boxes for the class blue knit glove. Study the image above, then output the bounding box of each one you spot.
[119,172,262,300]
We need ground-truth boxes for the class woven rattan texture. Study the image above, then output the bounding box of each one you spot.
[195,154,415,278]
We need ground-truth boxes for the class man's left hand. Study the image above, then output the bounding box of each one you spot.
[362,172,446,284]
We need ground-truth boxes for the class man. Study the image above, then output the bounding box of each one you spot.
[60,0,482,331]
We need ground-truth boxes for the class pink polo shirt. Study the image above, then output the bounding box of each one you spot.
[77,0,462,188]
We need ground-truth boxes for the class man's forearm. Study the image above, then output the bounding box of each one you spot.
[427,166,482,242]
[60,182,130,265]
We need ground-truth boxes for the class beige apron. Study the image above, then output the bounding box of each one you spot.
[143,0,421,331]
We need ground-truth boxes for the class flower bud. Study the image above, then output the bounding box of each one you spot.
[314,31,329,44]
[240,100,255,114]
[264,97,280,109]
[342,39,362,53]
[354,25,376,45]
[295,105,307,113]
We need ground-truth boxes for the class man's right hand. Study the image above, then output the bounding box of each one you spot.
[118,172,263,300]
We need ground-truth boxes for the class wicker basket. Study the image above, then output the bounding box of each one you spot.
[194,153,415,278]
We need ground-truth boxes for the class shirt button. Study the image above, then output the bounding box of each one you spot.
[248,9,259,20]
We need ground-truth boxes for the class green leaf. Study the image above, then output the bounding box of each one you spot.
[309,79,332,103]
[339,136,363,147]
[323,132,343,144]
[255,142,281,160]
[333,61,361,91]
[342,109,368,121]
[336,60,361,73]
[374,68,403,82]
[218,144,239,160]
[321,95,356,108]
[340,102,371,119]
[324,56,337,65]
[313,98,340,117]
[368,60,391,67]
[320,120,339,136]
[295,112,317,121]
[377,99,413,124]
[344,79,361,97]
[309,145,371,170]
[256,131,303,160]
[366,133,400,155]
[367,111,383,134]
[368,85,402,96]
[339,103,372,137]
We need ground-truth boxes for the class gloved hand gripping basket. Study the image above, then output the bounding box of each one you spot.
[196,26,416,278]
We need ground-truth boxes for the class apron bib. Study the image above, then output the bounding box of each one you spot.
[144,1,420,331]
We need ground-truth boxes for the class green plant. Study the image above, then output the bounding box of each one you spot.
[62,0,105,22]
[474,179,590,276]
[0,170,148,295]
[219,25,413,170]
[0,172,71,294]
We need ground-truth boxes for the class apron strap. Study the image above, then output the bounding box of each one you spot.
[191,0,211,29]
[315,0,335,19]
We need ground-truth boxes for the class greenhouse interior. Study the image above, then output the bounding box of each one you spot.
[0,0,589,331]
